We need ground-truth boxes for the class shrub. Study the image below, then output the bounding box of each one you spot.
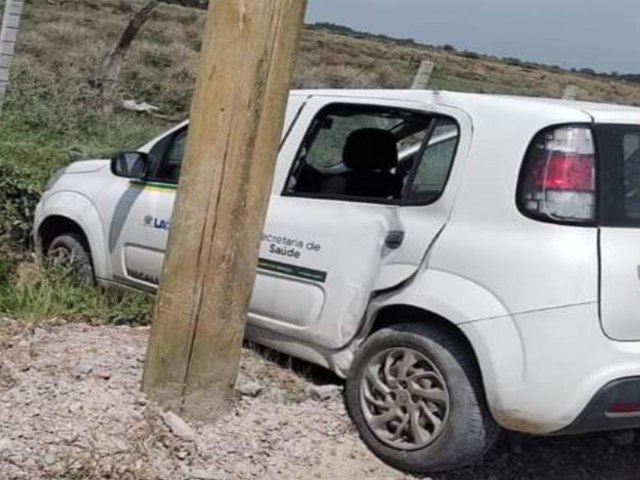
[0,256,16,287]
[0,164,41,252]
[460,50,481,60]
[503,57,524,67]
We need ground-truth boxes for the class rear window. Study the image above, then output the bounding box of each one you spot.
[597,124,640,227]
[406,118,459,202]
[518,125,596,224]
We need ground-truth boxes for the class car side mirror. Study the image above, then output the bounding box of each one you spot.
[110,151,149,180]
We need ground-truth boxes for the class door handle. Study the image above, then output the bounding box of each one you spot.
[385,231,405,249]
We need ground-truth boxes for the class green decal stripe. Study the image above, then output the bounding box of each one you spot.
[258,258,327,283]
[129,180,178,191]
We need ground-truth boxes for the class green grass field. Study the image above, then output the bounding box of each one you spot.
[2,0,640,323]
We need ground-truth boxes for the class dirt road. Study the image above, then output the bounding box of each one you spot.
[0,320,638,480]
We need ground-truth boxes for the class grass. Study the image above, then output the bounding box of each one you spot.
[5,0,640,186]
[3,0,640,323]
[0,111,163,187]
[0,261,152,325]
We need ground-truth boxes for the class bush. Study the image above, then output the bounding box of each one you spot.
[503,57,524,67]
[579,68,597,76]
[0,164,41,252]
[460,50,481,60]
[0,256,16,287]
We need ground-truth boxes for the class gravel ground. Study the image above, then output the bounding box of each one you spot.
[0,320,640,480]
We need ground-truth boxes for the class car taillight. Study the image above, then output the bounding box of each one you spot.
[607,403,640,416]
[520,126,596,223]
[533,153,595,192]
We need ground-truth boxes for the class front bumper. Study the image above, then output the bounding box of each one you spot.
[33,201,45,255]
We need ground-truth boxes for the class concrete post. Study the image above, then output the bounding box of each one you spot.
[411,60,435,90]
[0,0,24,109]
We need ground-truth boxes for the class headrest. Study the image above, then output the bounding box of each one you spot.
[343,128,398,171]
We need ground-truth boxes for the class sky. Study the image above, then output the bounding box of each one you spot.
[305,0,640,74]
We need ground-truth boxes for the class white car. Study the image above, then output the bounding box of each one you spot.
[35,89,640,473]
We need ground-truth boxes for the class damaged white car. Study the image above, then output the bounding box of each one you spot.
[35,89,640,473]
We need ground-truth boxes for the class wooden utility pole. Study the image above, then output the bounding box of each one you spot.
[142,0,307,421]
[0,0,24,110]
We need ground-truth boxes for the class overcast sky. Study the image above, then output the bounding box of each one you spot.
[306,0,639,74]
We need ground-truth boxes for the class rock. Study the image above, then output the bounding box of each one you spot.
[95,370,112,380]
[0,438,13,452]
[72,362,94,380]
[236,381,263,398]
[130,411,143,422]
[305,384,342,401]
[176,449,189,460]
[190,468,224,480]
[161,411,197,442]
[33,327,47,339]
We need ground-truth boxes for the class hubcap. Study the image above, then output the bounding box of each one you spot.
[360,347,449,450]
[47,246,91,285]
[49,246,73,267]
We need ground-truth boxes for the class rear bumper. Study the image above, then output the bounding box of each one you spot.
[556,376,640,435]
[461,302,640,434]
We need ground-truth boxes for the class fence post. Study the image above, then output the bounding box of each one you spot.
[411,60,435,89]
[0,0,24,110]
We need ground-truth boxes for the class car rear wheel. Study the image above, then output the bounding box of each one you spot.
[46,233,94,286]
[345,322,498,474]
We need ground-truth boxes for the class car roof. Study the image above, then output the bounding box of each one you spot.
[291,89,640,125]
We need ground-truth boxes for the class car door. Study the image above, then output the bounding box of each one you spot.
[248,96,470,350]
[100,95,309,290]
[101,128,185,289]
[597,124,640,341]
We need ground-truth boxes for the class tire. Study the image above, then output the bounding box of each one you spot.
[46,233,95,286]
[345,322,498,474]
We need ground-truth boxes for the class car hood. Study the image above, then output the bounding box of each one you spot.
[65,159,110,174]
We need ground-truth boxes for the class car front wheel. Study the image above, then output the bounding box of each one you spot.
[345,322,498,474]
[46,233,95,286]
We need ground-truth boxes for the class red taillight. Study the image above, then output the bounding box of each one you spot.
[533,153,595,192]
[520,126,596,222]
[607,403,640,415]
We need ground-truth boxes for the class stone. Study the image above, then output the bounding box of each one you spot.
[95,370,112,380]
[305,384,342,401]
[236,381,263,398]
[0,438,13,452]
[190,468,224,480]
[72,362,93,380]
[161,411,197,442]
[176,449,189,460]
